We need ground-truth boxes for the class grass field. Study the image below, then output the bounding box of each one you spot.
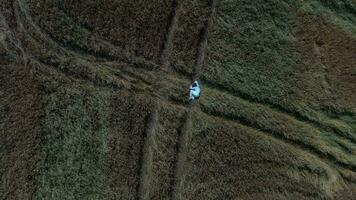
[1,0,356,199]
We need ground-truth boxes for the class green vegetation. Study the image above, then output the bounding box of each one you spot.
[1,0,356,199]
[106,92,153,200]
[202,0,356,136]
[59,0,173,61]
[183,111,336,199]
[150,103,185,199]
[171,0,210,75]
[302,0,356,34]
[204,0,299,105]
[35,85,110,199]
[200,87,356,167]
[0,63,42,200]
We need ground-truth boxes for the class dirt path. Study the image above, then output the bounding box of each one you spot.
[17,0,354,148]
[170,1,217,200]
[9,0,355,198]
[204,111,342,198]
[136,1,180,200]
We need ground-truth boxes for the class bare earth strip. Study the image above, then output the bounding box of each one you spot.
[171,1,217,200]
[17,0,354,149]
[136,1,181,200]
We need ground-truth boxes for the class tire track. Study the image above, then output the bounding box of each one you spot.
[136,107,159,200]
[14,1,153,92]
[198,110,343,198]
[150,95,348,197]
[170,104,193,200]
[14,0,157,92]
[14,3,132,90]
[170,60,356,146]
[0,10,25,62]
[16,0,160,71]
[202,79,356,144]
[202,106,356,172]
[11,0,353,197]
[162,85,356,172]
[170,1,216,200]
[136,1,180,200]
[163,86,356,172]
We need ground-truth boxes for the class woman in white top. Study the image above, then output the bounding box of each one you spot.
[189,80,201,101]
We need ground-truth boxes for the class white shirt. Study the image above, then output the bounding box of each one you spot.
[189,81,201,98]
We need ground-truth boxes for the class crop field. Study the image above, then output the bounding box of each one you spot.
[1,0,356,199]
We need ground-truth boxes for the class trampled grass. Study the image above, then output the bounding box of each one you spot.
[295,1,356,114]
[200,87,356,168]
[170,0,211,75]
[149,103,185,200]
[302,0,356,34]
[1,0,356,199]
[56,0,173,61]
[0,63,42,200]
[180,110,341,199]
[105,92,153,200]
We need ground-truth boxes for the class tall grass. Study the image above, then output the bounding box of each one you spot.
[200,87,356,167]
[180,110,335,199]
[204,0,299,105]
[302,0,356,34]
[34,85,110,200]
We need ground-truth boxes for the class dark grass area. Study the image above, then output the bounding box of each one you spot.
[149,103,185,200]
[200,87,356,169]
[170,0,210,75]
[32,0,174,62]
[1,0,356,199]
[303,0,356,34]
[34,84,111,199]
[296,1,356,113]
[203,0,300,107]
[201,0,356,138]
[0,63,42,199]
[105,92,153,200]
[180,111,332,200]
[0,0,17,30]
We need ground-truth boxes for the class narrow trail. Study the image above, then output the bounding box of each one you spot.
[170,1,217,200]
[16,0,159,70]
[202,79,356,145]
[0,3,26,62]
[14,0,158,93]
[10,0,355,197]
[174,62,356,145]
[170,104,194,200]
[201,111,342,198]
[15,0,356,139]
[204,107,356,172]
[161,94,356,173]
[16,0,354,148]
[136,1,180,200]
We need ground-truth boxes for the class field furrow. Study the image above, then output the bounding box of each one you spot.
[170,1,217,200]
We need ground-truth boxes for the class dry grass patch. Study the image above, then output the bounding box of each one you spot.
[180,111,342,199]
[170,0,211,75]
[105,92,154,200]
[200,87,356,169]
[0,63,42,199]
